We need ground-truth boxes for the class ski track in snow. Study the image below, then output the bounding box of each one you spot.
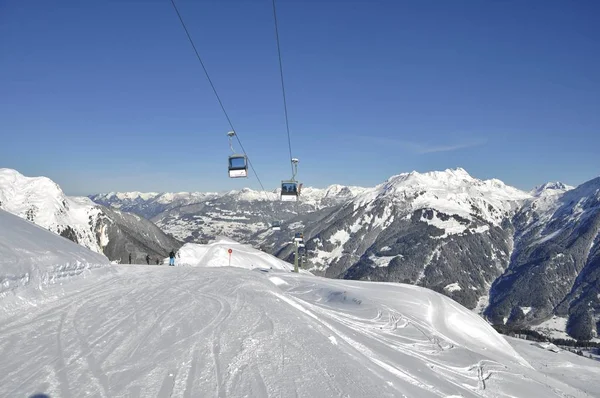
[1,266,598,397]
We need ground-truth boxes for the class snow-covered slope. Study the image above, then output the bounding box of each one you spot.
[0,168,182,263]
[0,208,110,302]
[1,233,598,397]
[175,237,306,273]
[506,336,600,397]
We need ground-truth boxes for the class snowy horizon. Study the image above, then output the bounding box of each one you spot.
[4,165,595,199]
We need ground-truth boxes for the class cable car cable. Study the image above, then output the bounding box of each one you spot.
[271,0,295,177]
[169,0,267,193]
[170,0,288,243]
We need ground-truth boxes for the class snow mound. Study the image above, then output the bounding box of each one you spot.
[176,237,308,273]
[532,342,561,353]
[0,209,110,300]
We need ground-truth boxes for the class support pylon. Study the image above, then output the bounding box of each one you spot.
[294,242,299,273]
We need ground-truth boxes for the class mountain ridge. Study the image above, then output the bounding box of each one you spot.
[0,168,182,263]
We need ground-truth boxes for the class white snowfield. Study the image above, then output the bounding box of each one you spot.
[0,209,110,304]
[1,217,599,397]
[175,238,310,274]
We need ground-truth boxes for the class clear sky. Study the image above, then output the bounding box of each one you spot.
[1,0,598,195]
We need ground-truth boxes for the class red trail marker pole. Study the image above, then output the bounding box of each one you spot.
[228,248,232,266]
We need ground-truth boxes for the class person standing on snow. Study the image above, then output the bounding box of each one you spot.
[169,250,176,266]
[146,254,150,265]
[129,253,132,264]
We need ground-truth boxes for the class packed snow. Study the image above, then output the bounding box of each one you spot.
[174,238,306,273]
[2,215,600,397]
[0,209,110,304]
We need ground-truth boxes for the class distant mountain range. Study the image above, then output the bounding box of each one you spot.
[0,169,181,264]
[90,185,368,243]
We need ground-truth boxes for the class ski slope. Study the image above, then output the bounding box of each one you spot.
[175,238,310,273]
[1,217,599,397]
[0,209,110,306]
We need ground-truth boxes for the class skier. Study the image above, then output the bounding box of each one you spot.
[129,253,132,264]
[145,254,150,265]
[156,258,159,265]
[169,250,176,266]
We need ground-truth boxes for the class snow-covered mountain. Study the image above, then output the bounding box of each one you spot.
[2,227,598,397]
[90,185,369,243]
[265,168,530,308]
[0,169,181,263]
[487,176,600,340]
[529,181,574,197]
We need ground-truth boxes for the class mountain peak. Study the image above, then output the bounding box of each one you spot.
[0,168,24,177]
[530,182,574,197]
[0,168,65,206]
[387,167,474,186]
[349,167,531,227]
[381,168,484,194]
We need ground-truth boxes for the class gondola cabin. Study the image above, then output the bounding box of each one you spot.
[271,221,281,231]
[228,155,248,178]
[280,180,299,201]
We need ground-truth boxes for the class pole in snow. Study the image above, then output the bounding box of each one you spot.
[294,242,299,273]
[228,248,232,267]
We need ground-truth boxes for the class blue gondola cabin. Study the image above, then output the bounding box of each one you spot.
[228,155,248,178]
[281,180,299,201]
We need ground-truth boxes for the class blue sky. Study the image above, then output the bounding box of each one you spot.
[1,0,598,195]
